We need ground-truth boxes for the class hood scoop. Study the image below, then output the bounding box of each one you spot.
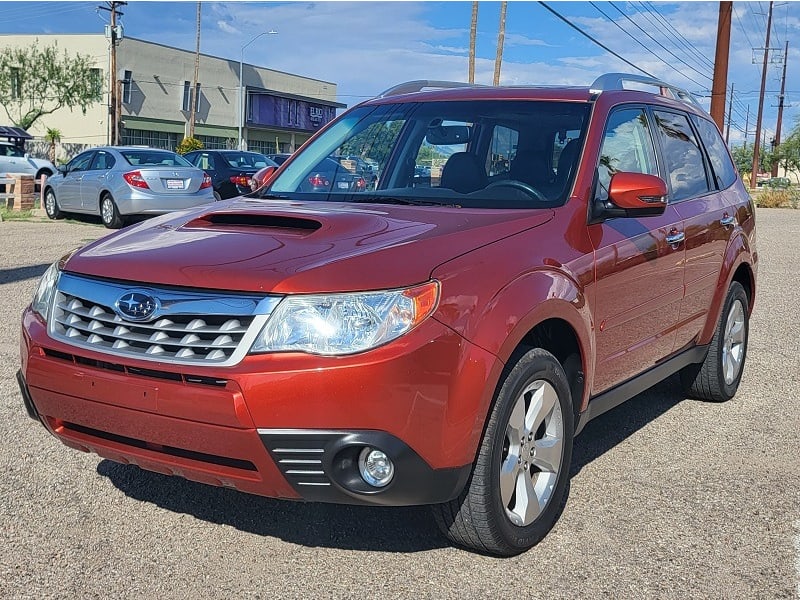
[184,212,322,234]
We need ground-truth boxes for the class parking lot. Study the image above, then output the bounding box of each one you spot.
[1,209,798,599]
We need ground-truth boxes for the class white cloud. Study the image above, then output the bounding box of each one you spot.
[217,20,238,35]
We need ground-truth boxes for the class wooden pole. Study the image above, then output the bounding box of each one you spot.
[493,1,507,86]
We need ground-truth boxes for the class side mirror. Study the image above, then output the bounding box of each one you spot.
[250,165,277,192]
[601,172,668,219]
[24,152,30,159]
[57,165,68,175]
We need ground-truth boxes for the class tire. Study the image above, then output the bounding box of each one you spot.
[432,348,574,556]
[43,188,63,220]
[100,194,124,229]
[213,191,222,201]
[680,281,749,402]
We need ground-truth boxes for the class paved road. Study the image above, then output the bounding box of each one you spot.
[1,211,798,599]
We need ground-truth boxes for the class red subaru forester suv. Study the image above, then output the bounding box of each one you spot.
[18,74,756,556]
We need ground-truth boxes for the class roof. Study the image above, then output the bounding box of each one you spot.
[0,126,32,140]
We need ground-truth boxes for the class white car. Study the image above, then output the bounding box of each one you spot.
[0,142,57,181]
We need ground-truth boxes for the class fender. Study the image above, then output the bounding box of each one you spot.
[434,267,595,414]
[697,228,756,345]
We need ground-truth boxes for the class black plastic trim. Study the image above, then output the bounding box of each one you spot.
[16,369,41,423]
[259,429,472,506]
[575,344,708,435]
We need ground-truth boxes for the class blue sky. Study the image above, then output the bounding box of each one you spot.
[1,1,799,145]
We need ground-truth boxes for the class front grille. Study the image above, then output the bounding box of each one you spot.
[49,273,281,367]
[53,294,251,362]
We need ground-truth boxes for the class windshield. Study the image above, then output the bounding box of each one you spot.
[265,100,589,208]
[120,150,193,167]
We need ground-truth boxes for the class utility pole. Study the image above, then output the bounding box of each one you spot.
[744,105,750,149]
[710,1,732,132]
[469,1,478,84]
[771,40,789,177]
[99,1,126,146]
[726,83,733,144]
[750,0,773,189]
[493,1,507,86]
[188,1,201,138]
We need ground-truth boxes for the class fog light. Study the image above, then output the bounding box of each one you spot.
[358,447,394,487]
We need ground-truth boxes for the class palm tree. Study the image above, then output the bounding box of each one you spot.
[45,128,62,163]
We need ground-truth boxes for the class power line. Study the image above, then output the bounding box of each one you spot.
[609,2,711,84]
[538,1,655,78]
[640,1,715,72]
[590,2,707,89]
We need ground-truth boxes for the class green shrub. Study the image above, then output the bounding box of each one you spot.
[756,187,800,208]
[176,137,203,155]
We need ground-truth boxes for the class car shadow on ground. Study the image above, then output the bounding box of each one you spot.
[96,458,447,552]
[0,263,50,284]
[570,374,686,477]
[97,375,687,553]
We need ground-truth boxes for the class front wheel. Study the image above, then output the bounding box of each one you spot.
[44,188,63,220]
[680,281,749,402]
[100,194,124,229]
[432,348,574,556]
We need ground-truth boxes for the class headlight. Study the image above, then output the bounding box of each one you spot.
[32,261,60,321]
[251,281,439,356]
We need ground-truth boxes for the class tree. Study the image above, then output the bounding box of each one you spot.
[0,41,100,131]
[44,128,61,163]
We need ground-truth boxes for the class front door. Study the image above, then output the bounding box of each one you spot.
[58,151,94,210]
[589,106,685,394]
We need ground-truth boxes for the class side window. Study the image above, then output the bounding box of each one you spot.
[89,151,115,171]
[596,107,659,200]
[691,115,738,189]
[487,125,518,177]
[68,153,94,173]
[653,109,710,201]
[194,153,215,171]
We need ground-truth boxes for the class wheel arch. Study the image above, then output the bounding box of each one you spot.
[698,232,756,345]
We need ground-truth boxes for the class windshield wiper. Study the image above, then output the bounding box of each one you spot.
[350,196,460,207]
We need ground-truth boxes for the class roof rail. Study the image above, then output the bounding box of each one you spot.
[378,80,484,98]
[589,72,703,109]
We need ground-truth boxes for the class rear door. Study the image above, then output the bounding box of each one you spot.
[663,112,739,350]
[590,106,686,393]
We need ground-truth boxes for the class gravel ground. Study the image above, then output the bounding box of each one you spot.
[1,210,798,599]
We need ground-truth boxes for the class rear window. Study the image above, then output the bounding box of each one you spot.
[120,150,192,167]
[221,152,271,168]
[691,115,738,190]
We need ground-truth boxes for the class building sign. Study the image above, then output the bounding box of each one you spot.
[249,93,336,131]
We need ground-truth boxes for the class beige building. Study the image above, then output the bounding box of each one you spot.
[0,34,342,160]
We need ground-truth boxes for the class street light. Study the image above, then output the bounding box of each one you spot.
[238,30,278,151]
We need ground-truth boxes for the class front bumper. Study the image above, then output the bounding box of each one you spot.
[20,307,500,506]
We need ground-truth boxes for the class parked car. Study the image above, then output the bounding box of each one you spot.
[264,153,292,166]
[18,73,757,556]
[766,176,791,189]
[0,142,56,182]
[42,146,214,228]
[299,156,367,192]
[184,150,278,200]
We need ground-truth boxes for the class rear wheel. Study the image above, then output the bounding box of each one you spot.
[44,188,63,220]
[100,194,124,229]
[432,348,574,556]
[680,281,749,402]
[213,191,222,201]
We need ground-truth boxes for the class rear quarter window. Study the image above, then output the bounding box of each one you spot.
[691,115,738,189]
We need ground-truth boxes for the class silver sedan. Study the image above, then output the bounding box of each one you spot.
[43,146,216,228]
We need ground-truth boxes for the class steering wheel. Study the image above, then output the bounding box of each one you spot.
[486,179,548,202]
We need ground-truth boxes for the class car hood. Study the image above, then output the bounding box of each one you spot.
[65,198,554,294]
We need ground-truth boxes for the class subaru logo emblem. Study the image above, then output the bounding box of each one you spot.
[115,291,159,322]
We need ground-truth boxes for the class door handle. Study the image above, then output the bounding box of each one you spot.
[666,231,685,246]
[720,215,736,227]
